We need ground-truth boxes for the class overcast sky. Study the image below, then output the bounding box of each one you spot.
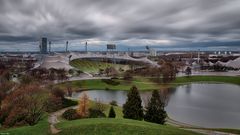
[0,0,240,52]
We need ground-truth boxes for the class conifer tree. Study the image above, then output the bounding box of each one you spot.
[108,106,116,118]
[144,90,167,124]
[123,86,143,120]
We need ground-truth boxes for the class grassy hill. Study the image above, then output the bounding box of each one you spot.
[56,118,201,135]
[0,117,50,135]
[70,59,129,74]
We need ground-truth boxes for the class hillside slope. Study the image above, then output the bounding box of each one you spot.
[56,118,201,135]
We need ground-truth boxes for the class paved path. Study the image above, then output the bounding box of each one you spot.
[54,76,111,84]
[167,118,237,135]
[48,106,77,134]
[177,71,240,77]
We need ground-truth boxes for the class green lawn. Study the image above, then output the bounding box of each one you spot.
[0,116,50,135]
[59,76,240,91]
[173,76,240,85]
[56,118,201,135]
[57,101,200,135]
[70,59,129,74]
[59,78,165,91]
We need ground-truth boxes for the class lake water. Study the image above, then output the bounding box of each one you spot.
[72,83,240,128]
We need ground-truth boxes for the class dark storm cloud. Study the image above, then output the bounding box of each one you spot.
[0,0,239,50]
[0,35,37,42]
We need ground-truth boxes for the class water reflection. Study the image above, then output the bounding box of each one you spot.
[72,83,240,128]
[166,83,240,128]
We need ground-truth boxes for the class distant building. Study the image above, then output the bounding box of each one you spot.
[40,37,48,54]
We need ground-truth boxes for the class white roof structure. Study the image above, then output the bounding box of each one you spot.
[212,57,240,69]
[37,55,74,70]
[209,61,214,66]
[40,61,73,70]
[225,57,240,68]
[69,52,160,67]
[35,52,160,70]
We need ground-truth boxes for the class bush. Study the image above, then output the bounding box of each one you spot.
[111,76,119,79]
[101,79,120,86]
[108,106,116,118]
[88,108,106,118]
[63,98,78,108]
[0,108,8,124]
[1,84,47,127]
[110,100,118,106]
[45,96,63,113]
[68,69,75,75]
[62,109,79,120]
[123,73,133,81]
[51,88,65,99]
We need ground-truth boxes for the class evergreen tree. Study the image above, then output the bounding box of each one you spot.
[185,66,192,77]
[123,86,143,120]
[144,90,167,124]
[108,106,116,118]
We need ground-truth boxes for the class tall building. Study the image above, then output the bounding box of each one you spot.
[40,37,48,54]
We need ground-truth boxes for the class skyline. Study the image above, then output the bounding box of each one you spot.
[0,0,240,51]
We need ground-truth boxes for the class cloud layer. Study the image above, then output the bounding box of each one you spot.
[0,0,240,51]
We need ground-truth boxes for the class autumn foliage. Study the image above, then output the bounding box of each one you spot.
[77,93,89,118]
[0,84,48,127]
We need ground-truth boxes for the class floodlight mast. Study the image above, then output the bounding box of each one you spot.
[198,49,200,64]
[66,41,69,52]
[85,42,88,53]
[49,41,51,53]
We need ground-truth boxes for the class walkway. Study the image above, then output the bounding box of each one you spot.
[48,106,77,134]
[167,118,237,135]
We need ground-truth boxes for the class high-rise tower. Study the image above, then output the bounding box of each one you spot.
[40,37,48,54]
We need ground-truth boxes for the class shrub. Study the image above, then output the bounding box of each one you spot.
[109,100,118,106]
[0,108,8,124]
[68,69,75,75]
[88,108,106,118]
[101,79,120,86]
[62,98,78,108]
[51,87,65,99]
[62,109,79,120]
[123,72,133,81]
[45,95,63,113]
[111,76,119,79]
[108,106,116,118]
[1,84,48,127]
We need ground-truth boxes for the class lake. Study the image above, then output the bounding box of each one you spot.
[72,83,240,128]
